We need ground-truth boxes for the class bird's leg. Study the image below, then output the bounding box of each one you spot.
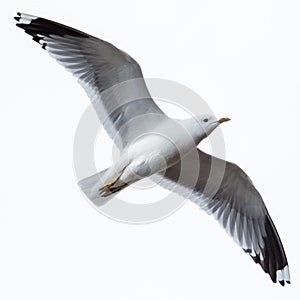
[106,184,127,194]
[98,170,125,194]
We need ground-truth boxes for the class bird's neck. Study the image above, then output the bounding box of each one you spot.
[176,118,207,146]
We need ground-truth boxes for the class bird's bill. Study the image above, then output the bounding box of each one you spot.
[218,117,231,124]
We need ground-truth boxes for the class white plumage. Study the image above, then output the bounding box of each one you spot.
[15,12,290,285]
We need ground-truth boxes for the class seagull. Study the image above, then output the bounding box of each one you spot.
[15,12,290,286]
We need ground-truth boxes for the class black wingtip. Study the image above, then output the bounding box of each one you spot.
[271,276,276,283]
[247,215,290,286]
[14,12,21,22]
[279,280,285,286]
[14,11,94,51]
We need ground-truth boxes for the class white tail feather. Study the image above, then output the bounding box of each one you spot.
[78,169,115,206]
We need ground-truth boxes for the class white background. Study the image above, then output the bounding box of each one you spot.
[1,0,300,299]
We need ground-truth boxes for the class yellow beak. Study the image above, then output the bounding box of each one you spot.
[218,117,231,124]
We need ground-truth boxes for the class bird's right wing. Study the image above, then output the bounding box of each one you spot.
[152,149,290,285]
[15,13,167,148]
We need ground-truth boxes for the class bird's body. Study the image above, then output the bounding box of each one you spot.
[100,115,216,195]
[15,12,290,285]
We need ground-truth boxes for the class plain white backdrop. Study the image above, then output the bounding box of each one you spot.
[1,0,300,299]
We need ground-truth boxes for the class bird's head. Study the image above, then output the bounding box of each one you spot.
[191,114,230,143]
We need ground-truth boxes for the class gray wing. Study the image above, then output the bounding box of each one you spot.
[15,13,166,148]
[152,149,290,285]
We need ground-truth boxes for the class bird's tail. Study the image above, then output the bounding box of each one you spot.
[78,169,124,206]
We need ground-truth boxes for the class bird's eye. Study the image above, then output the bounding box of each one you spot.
[203,118,208,123]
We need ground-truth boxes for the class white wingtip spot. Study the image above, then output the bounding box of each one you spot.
[16,12,38,25]
[276,265,290,283]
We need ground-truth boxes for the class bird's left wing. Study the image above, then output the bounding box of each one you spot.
[14,13,166,148]
[151,149,290,285]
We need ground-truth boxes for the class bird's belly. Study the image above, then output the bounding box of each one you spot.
[125,133,195,175]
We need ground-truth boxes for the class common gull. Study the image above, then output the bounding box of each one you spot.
[15,12,290,285]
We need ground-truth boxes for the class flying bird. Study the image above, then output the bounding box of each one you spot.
[15,12,290,285]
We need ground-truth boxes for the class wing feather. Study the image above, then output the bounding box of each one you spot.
[15,12,166,148]
[152,149,290,285]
